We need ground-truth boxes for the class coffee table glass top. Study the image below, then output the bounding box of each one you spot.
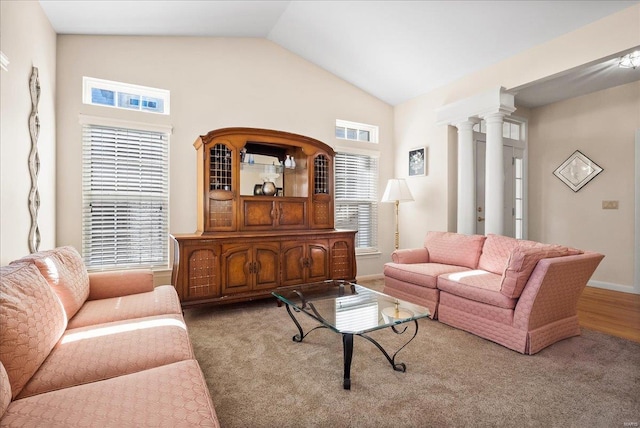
[272,280,430,334]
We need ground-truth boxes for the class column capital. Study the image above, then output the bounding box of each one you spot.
[454,120,476,132]
[481,111,508,124]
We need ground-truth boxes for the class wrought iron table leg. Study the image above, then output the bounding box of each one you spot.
[342,333,354,390]
[359,319,419,372]
[285,304,305,342]
[285,303,326,342]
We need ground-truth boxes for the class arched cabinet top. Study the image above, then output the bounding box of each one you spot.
[194,127,335,157]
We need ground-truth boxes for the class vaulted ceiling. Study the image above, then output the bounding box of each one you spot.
[40,0,640,106]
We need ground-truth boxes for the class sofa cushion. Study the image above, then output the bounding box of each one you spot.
[1,360,220,428]
[500,244,583,298]
[0,263,67,399]
[67,285,183,329]
[477,235,545,275]
[384,262,470,289]
[423,231,486,269]
[0,362,11,419]
[19,314,194,398]
[478,234,519,274]
[391,247,429,264]
[14,246,90,320]
[87,269,154,300]
[437,270,517,309]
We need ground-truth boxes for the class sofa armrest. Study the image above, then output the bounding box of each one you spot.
[87,269,154,300]
[513,252,604,330]
[391,248,429,264]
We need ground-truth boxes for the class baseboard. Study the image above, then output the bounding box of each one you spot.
[356,273,384,282]
[588,279,640,295]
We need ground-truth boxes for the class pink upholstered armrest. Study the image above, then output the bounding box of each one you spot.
[87,269,154,300]
[513,252,604,330]
[391,248,429,264]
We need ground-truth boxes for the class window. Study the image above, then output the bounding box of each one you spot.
[472,119,522,141]
[514,157,524,239]
[83,77,170,115]
[335,151,379,253]
[335,119,378,143]
[81,117,170,269]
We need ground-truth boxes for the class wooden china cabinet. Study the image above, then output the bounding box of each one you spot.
[171,128,357,308]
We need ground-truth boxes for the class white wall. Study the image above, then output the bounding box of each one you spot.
[393,4,640,290]
[0,1,57,264]
[55,36,394,279]
[528,81,640,293]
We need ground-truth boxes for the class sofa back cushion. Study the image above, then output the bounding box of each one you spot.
[423,231,486,269]
[0,263,67,398]
[0,362,11,419]
[478,234,520,274]
[500,244,583,298]
[14,246,89,320]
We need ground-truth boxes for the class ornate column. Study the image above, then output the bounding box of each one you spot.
[455,120,476,235]
[483,112,505,235]
[436,87,515,236]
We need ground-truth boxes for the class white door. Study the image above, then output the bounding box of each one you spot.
[475,139,525,238]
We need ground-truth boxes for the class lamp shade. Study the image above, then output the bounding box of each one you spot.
[381,178,414,203]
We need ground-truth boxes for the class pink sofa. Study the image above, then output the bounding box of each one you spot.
[383,232,604,354]
[0,246,219,427]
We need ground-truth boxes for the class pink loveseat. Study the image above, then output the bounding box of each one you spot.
[383,232,604,354]
[0,246,219,427]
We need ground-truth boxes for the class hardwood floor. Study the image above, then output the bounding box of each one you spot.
[361,278,640,343]
[577,286,640,343]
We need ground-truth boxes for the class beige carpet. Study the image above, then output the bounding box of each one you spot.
[184,284,640,428]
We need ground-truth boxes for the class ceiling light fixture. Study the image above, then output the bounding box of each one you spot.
[619,51,640,69]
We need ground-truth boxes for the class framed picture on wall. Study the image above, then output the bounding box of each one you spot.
[553,150,603,192]
[408,147,426,176]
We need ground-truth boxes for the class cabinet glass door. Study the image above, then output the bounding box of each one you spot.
[206,142,236,231]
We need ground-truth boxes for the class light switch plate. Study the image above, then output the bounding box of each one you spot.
[602,200,619,209]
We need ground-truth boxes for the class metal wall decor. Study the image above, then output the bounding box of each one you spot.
[28,66,41,252]
[553,150,603,192]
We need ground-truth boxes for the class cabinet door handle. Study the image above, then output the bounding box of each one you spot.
[246,262,253,274]
[253,262,259,273]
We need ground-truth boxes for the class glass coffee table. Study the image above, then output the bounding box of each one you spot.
[272,280,430,390]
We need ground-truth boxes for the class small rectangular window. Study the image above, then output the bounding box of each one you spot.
[91,88,115,106]
[141,97,163,113]
[335,119,378,143]
[83,77,170,115]
[118,92,140,110]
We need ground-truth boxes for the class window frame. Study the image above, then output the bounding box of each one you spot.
[335,119,379,144]
[83,77,170,115]
[79,115,172,271]
[334,146,380,255]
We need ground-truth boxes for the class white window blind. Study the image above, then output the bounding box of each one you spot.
[335,152,378,253]
[82,124,169,269]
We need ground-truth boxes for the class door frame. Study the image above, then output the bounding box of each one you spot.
[473,115,528,238]
[635,129,640,293]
